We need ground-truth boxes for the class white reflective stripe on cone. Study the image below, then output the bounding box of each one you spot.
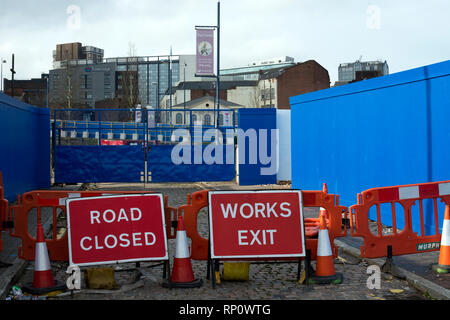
[317,229,332,257]
[175,230,190,259]
[441,220,450,247]
[34,242,51,271]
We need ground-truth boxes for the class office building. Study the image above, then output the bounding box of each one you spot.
[105,54,196,108]
[49,62,116,111]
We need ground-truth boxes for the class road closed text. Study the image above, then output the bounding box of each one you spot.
[79,208,157,251]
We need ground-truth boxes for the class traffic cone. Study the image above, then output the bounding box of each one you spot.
[22,223,66,295]
[433,205,450,274]
[308,212,343,284]
[164,215,202,288]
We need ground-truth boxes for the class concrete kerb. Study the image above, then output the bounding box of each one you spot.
[335,239,450,300]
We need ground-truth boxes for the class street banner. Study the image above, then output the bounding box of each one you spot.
[67,194,168,266]
[196,29,214,76]
[208,190,305,259]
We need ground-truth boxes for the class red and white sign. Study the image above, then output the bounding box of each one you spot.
[208,190,305,259]
[67,194,168,266]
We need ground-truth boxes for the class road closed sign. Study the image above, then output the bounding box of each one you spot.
[66,194,168,266]
[208,190,305,259]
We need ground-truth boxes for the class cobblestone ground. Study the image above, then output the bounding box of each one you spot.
[12,182,430,300]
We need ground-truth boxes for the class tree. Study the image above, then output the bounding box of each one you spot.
[120,42,141,121]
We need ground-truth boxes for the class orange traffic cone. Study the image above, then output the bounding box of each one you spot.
[22,223,66,295]
[434,206,450,274]
[164,215,202,288]
[308,212,343,284]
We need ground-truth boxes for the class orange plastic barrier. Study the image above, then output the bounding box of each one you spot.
[349,181,450,259]
[8,190,178,261]
[181,188,348,261]
[179,190,209,261]
[302,189,348,261]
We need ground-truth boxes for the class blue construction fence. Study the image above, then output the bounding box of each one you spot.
[289,59,450,235]
[52,107,281,185]
[52,108,238,146]
[0,93,51,202]
[52,108,239,184]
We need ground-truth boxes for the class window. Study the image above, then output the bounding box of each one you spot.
[204,114,211,126]
[176,113,183,124]
[192,114,197,124]
[218,114,224,126]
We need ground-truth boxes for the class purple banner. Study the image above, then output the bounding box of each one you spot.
[196,29,214,76]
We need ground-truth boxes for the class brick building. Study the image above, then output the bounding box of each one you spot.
[259,60,330,109]
[3,74,49,108]
[162,59,330,110]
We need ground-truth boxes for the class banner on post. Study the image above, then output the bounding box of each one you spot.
[196,29,214,76]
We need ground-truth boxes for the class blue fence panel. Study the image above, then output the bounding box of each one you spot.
[290,59,450,235]
[148,145,235,182]
[54,145,144,183]
[0,93,50,201]
[237,108,277,186]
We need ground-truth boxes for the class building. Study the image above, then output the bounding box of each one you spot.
[105,55,196,108]
[161,59,330,111]
[53,42,104,69]
[49,62,116,112]
[335,60,389,86]
[3,73,49,108]
[49,40,197,117]
[258,60,330,109]
[160,80,259,110]
[168,95,242,126]
[220,56,297,81]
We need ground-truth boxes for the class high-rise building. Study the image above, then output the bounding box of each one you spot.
[105,54,196,108]
[52,42,104,69]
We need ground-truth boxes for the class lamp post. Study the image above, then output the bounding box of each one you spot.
[43,74,49,108]
[183,62,186,124]
[151,81,158,122]
[0,58,6,92]
[195,0,221,128]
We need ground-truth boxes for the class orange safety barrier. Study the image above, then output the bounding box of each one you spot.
[302,189,347,261]
[349,180,450,259]
[179,190,209,261]
[181,186,348,261]
[8,189,178,261]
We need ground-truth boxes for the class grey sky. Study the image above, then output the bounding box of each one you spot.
[1,0,449,84]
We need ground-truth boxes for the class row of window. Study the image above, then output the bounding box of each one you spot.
[174,113,234,126]
[174,113,211,125]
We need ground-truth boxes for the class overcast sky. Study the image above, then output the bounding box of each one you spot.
[1,0,449,84]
